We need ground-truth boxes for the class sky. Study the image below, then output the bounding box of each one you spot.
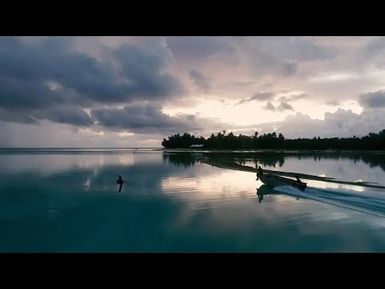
[1,36,385,147]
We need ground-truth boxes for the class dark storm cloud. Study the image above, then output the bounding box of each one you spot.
[0,38,181,105]
[0,37,183,126]
[0,75,76,109]
[189,69,210,92]
[113,44,183,100]
[91,103,202,134]
[0,38,127,104]
[37,106,93,126]
[165,37,235,59]
[0,37,223,134]
[0,107,38,124]
[0,105,93,127]
[359,90,385,108]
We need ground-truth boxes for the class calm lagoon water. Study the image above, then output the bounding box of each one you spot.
[1,148,385,252]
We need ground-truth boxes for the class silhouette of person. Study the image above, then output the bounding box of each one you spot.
[256,165,263,180]
[295,176,306,190]
[116,175,124,192]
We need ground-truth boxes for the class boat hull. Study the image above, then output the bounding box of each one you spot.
[258,173,307,190]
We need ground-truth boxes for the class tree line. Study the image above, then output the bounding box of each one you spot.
[161,129,385,150]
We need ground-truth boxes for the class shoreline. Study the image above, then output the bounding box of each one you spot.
[162,148,385,154]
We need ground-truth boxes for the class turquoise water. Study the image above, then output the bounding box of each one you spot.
[1,149,385,252]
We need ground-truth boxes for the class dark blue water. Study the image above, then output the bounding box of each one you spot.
[1,149,385,252]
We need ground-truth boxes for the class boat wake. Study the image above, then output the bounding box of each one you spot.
[273,185,385,218]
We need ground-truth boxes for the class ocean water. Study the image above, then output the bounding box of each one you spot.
[1,148,385,252]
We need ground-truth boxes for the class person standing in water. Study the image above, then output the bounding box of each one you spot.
[116,175,124,192]
[257,165,264,180]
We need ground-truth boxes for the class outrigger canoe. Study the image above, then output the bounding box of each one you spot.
[203,159,385,190]
[257,172,307,191]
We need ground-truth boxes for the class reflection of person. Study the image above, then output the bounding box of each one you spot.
[256,188,264,203]
[257,184,301,204]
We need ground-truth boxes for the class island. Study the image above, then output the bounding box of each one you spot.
[162,129,385,150]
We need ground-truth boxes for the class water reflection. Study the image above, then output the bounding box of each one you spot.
[161,169,255,201]
[162,152,202,168]
[0,153,134,175]
[204,152,285,168]
[163,150,385,174]
[164,151,385,188]
[2,149,385,252]
[257,185,277,203]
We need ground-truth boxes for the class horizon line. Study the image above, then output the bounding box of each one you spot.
[0,146,164,149]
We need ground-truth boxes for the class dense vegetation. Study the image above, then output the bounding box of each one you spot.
[162,130,385,150]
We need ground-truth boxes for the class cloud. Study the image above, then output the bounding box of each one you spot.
[234,37,335,77]
[264,101,294,112]
[238,91,307,106]
[189,69,210,92]
[256,108,385,138]
[113,44,183,101]
[91,103,215,134]
[282,61,297,76]
[326,100,340,106]
[165,37,235,60]
[359,90,385,108]
[278,101,294,111]
[37,106,94,126]
[364,37,385,59]
[278,92,308,102]
[0,37,234,140]
[264,101,276,111]
[1,36,385,147]
[0,107,38,124]
[0,37,183,126]
[237,92,275,104]
[0,104,93,127]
